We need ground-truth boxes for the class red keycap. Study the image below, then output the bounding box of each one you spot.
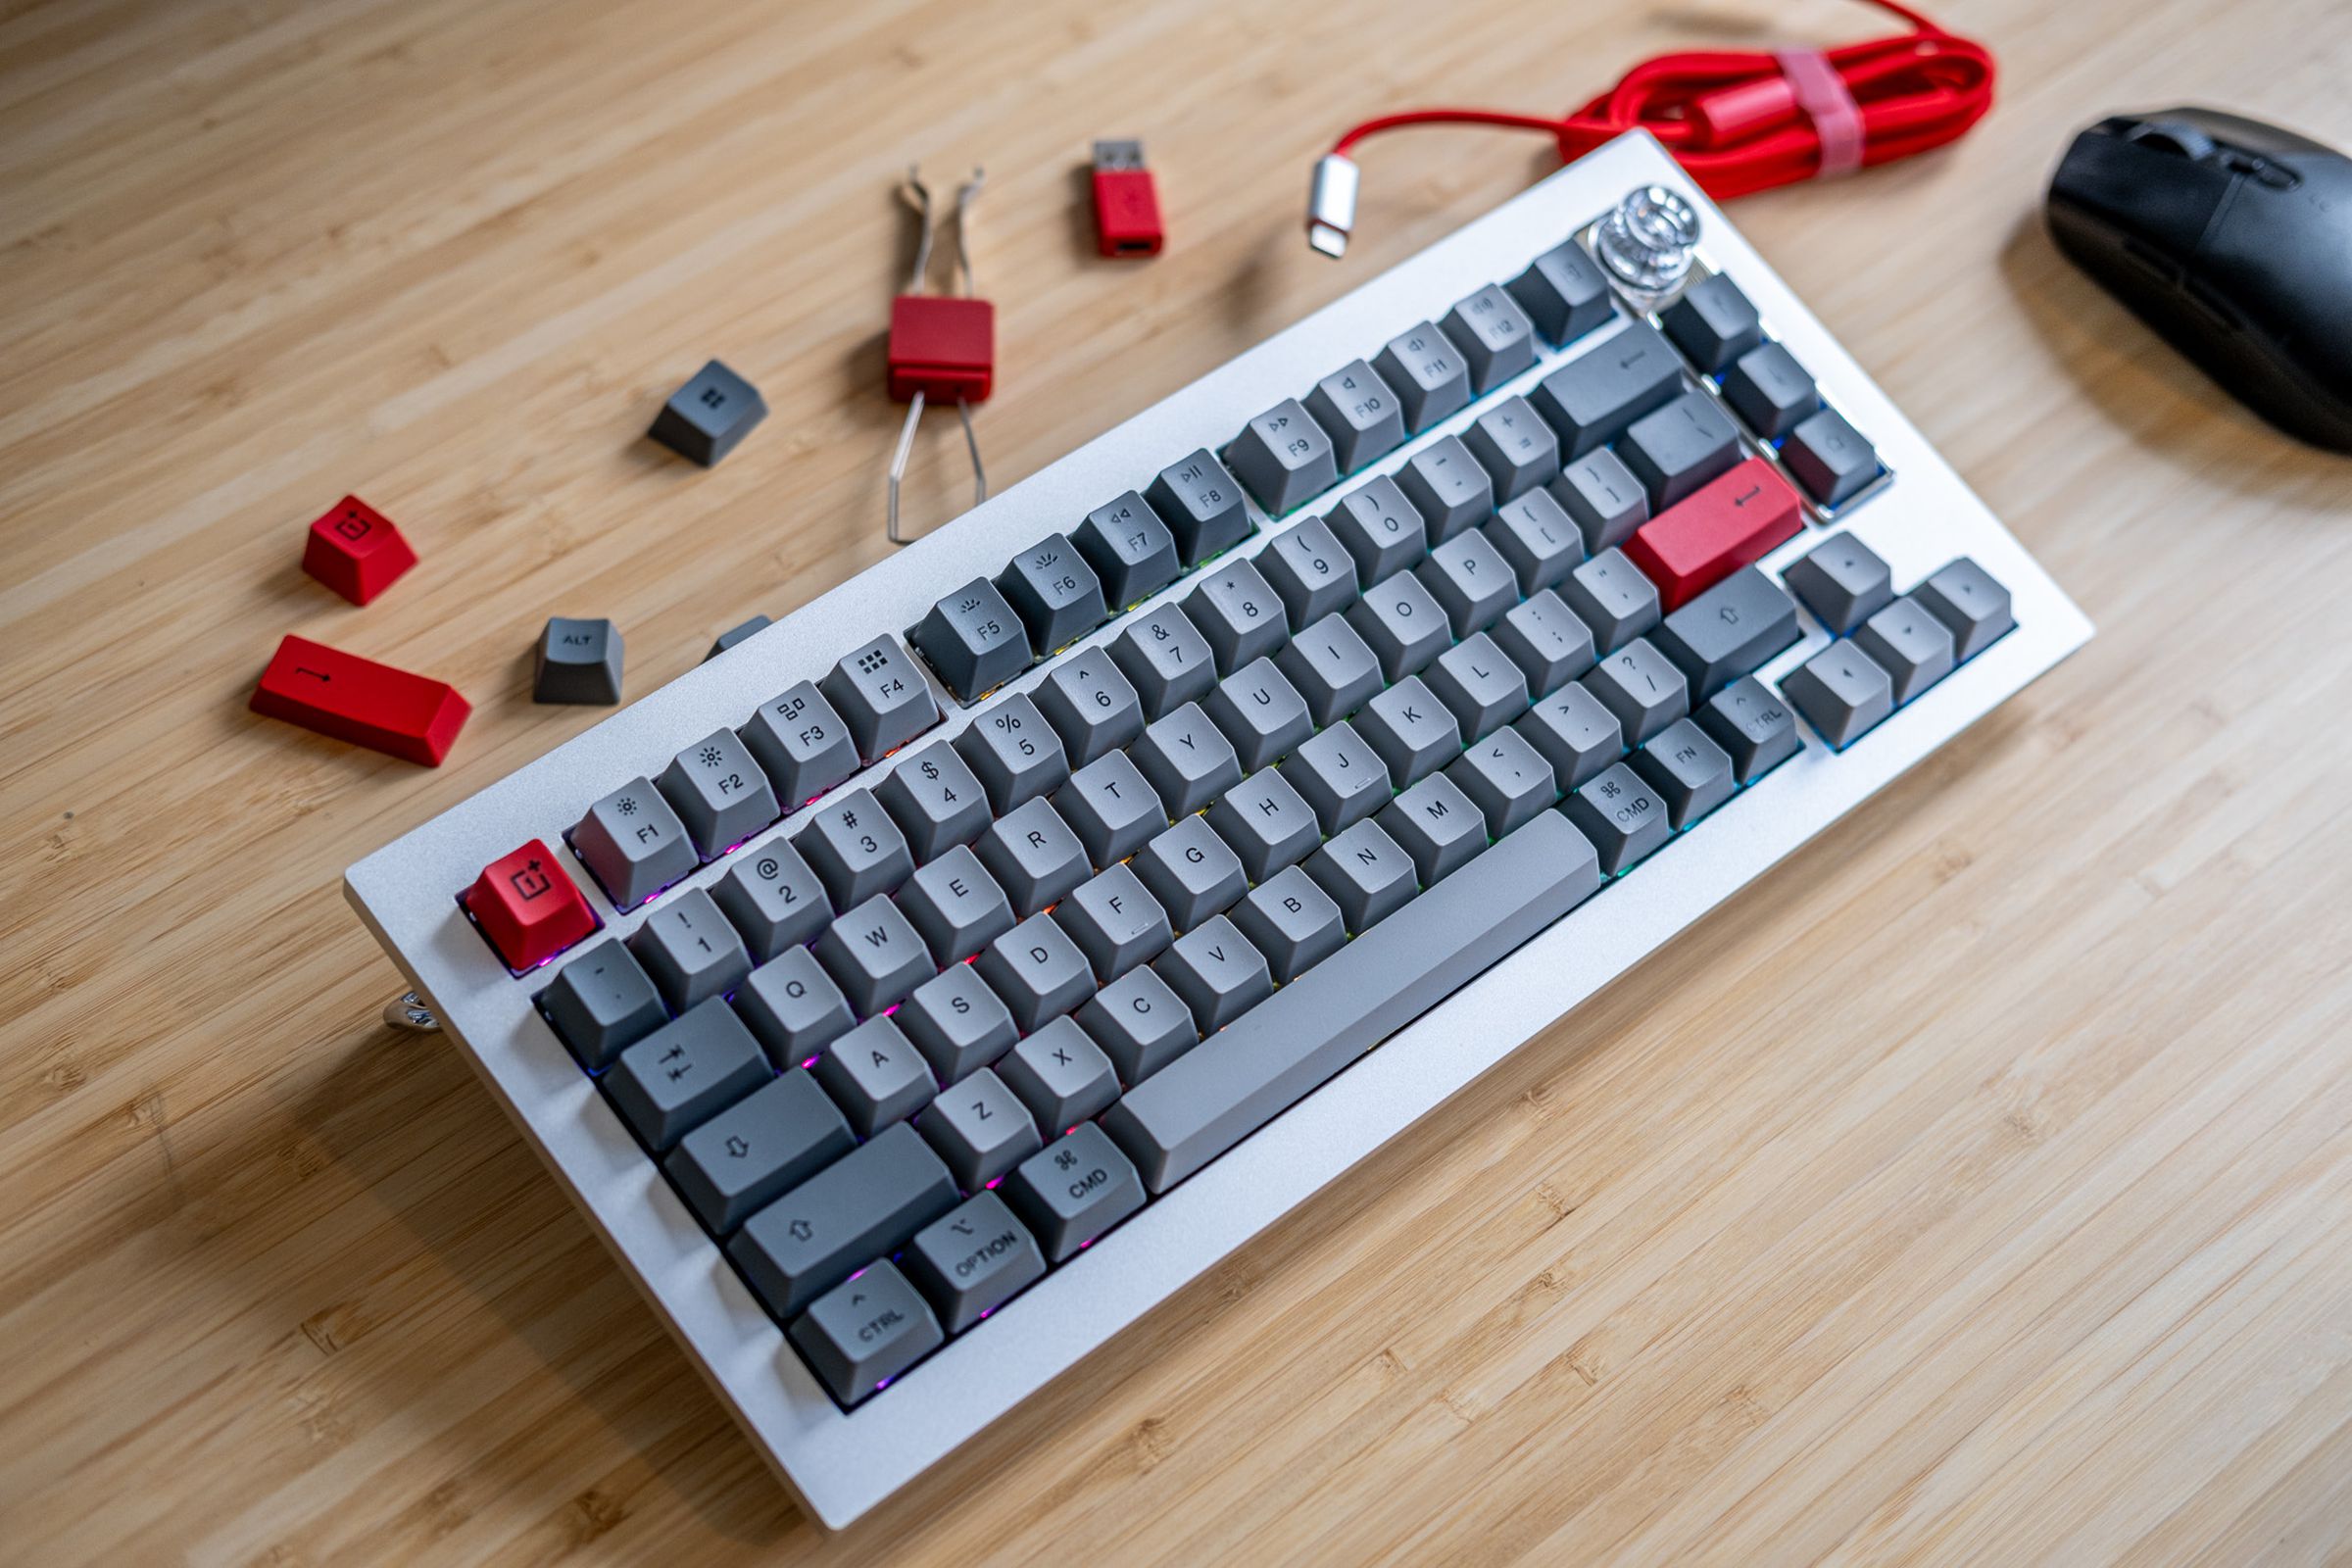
[303,494,416,605]
[250,634,471,764]
[1624,457,1803,610]
[465,840,598,970]
[886,295,995,403]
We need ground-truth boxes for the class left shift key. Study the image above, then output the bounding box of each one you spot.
[249,634,471,765]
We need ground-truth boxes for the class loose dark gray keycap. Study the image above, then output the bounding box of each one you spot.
[1563,547,1663,653]
[1131,701,1243,817]
[1206,766,1321,883]
[1632,717,1736,829]
[1134,813,1249,932]
[1055,862,1173,980]
[904,1192,1047,1334]
[533,616,624,705]
[1204,659,1313,773]
[1784,406,1879,507]
[897,844,1014,965]
[975,913,1094,1033]
[1550,447,1651,554]
[1281,720,1390,832]
[1565,762,1673,874]
[1619,388,1743,510]
[1495,588,1598,697]
[1146,449,1252,564]
[1073,490,1183,608]
[714,841,831,962]
[707,614,771,660]
[1448,728,1558,835]
[1441,283,1539,392]
[1005,1123,1146,1262]
[1697,675,1802,783]
[1585,637,1690,746]
[1378,773,1487,885]
[795,789,913,908]
[877,743,992,863]
[1304,359,1407,470]
[978,797,1091,918]
[1396,435,1495,544]
[1530,319,1686,458]
[1228,398,1339,515]
[1155,914,1272,1032]
[1105,811,1599,1191]
[1079,966,1197,1083]
[1233,865,1344,982]
[1358,675,1462,786]
[1418,529,1517,636]
[1783,643,1894,748]
[1515,681,1625,789]
[1464,396,1562,501]
[814,1015,936,1136]
[1261,515,1359,627]
[734,947,856,1063]
[1652,565,1801,702]
[1000,1015,1120,1131]
[665,1070,854,1234]
[629,887,752,1010]
[1507,238,1614,344]
[1487,488,1584,595]
[812,895,934,1016]
[1325,474,1429,585]
[1427,632,1532,741]
[740,682,859,809]
[789,1261,942,1406]
[1276,612,1384,727]
[651,358,766,466]
[997,533,1107,656]
[574,777,698,907]
[1721,340,1819,438]
[1660,272,1765,372]
[728,1122,957,1319]
[604,999,769,1152]
[956,694,1069,811]
[911,579,1030,705]
[541,939,668,1069]
[1110,602,1218,719]
[1348,569,1452,681]
[1034,646,1144,768]
[659,728,780,858]
[1054,751,1165,865]
[1184,558,1287,673]
[1372,319,1474,433]
[1854,595,1957,705]
[915,1067,1040,1189]
[1783,532,1894,635]
[900,961,1019,1083]
[1304,819,1419,932]
[822,635,940,760]
[1915,558,2014,661]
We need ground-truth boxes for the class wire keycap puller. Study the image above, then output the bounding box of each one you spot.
[886,168,993,544]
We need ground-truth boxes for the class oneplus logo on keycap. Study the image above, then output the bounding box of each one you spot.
[333,510,371,541]
[509,860,552,902]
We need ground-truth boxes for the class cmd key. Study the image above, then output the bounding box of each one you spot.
[1623,458,1802,611]
[250,634,470,765]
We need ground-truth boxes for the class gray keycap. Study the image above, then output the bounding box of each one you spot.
[1358,676,1462,787]
[1549,447,1650,554]
[1325,474,1429,585]
[1915,557,2014,661]
[540,940,668,1069]
[915,1067,1041,1189]
[658,729,779,858]
[1563,547,1663,653]
[1448,728,1558,835]
[735,946,856,1064]
[1073,490,1183,608]
[1417,529,1517,637]
[956,694,1069,811]
[1378,773,1487,885]
[1204,659,1313,773]
[1154,914,1272,1032]
[1515,681,1625,789]
[1721,340,1818,439]
[1131,701,1243,817]
[1530,319,1685,458]
[1652,565,1801,702]
[812,895,934,1016]
[603,999,769,1152]
[628,887,752,1010]
[876,743,992,863]
[1054,750,1165,865]
[822,635,940,760]
[706,614,769,660]
[1441,283,1539,392]
[1000,1015,1120,1132]
[1585,637,1690,746]
[789,1262,943,1405]
[1055,861,1173,980]
[1784,406,1879,507]
[739,682,860,810]
[813,1015,936,1137]
[1463,395,1562,500]
[1233,865,1345,982]
[534,615,624,706]
[728,1122,957,1319]
[1619,387,1743,510]
[1228,398,1338,515]
[1632,717,1735,829]
[896,844,1014,965]
[1260,515,1360,628]
[713,841,831,962]
[1304,359,1407,470]
[573,777,698,908]
[996,532,1107,656]
[664,1069,854,1234]
[1854,595,1957,705]
[1005,1123,1146,1263]
[1133,813,1249,931]
[1396,435,1495,544]
[1033,645,1144,767]
[1206,766,1321,884]
[1184,558,1287,674]
[1426,632,1532,742]
[1281,720,1390,832]
[1495,587,1598,697]
[900,961,1019,1083]
[1146,448,1251,564]
[911,577,1031,705]
[1507,238,1613,344]
[1275,612,1384,728]
[1110,602,1218,720]
[1372,320,1473,433]
[975,913,1094,1033]
[1487,488,1585,595]
[977,797,1091,918]
[794,789,913,908]
[1783,532,1894,635]
[1304,818,1419,932]
[1660,272,1765,372]
[1348,569,1452,681]
[1564,761,1673,874]
[1078,965,1198,1083]
[904,1192,1048,1334]
[1697,675,1803,783]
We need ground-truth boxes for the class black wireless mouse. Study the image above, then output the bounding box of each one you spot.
[2046,107,2352,453]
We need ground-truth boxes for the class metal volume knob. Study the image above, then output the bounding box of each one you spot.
[1595,184,1701,292]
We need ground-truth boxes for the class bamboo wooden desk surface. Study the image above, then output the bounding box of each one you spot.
[7,0,2352,1561]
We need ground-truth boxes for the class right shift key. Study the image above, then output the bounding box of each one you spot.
[1650,567,1800,702]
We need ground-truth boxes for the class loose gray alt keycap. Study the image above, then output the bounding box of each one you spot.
[998,1015,1120,1132]
[727,1122,958,1319]
[956,694,1069,812]
[540,939,668,1069]
[1564,761,1673,875]
[1427,632,1532,741]
[1132,701,1243,818]
[734,947,855,1063]
[1914,557,2014,661]
[1494,587,1598,697]
[900,961,1019,1084]
[658,727,780,858]
[1033,646,1144,768]
[912,578,1030,705]
[975,913,1094,1033]
[1277,612,1384,727]
[1782,642,1894,748]
[1515,681,1625,790]
[903,1191,1048,1334]
[1204,659,1312,773]
[1079,965,1198,1083]
[1358,675,1462,787]
[1585,637,1690,746]
[1184,558,1288,673]
[1651,565,1801,701]
[916,1067,1041,1190]
[978,797,1091,918]
[1053,750,1166,865]
[1659,271,1765,372]
[1618,387,1743,510]
[1156,914,1273,1033]
[1418,529,1517,636]
[1110,601,1218,720]
[814,1015,936,1137]
[795,789,913,908]
[1448,727,1559,836]
[1396,434,1495,544]
[812,895,935,1016]
[573,776,699,908]
[1325,474,1429,585]
[1632,717,1736,829]
[1282,720,1390,832]
[1563,547,1663,654]
[1507,237,1614,344]
[1782,532,1893,635]
[789,1260,943,1407]
[1487,488,1585,595]
[1304,359,1407,471]
[1227,397,1338,516]
[603,998,770,1152]
[1004,1123,1147,1263]
[713,841,831,962]
[1146,448,1252,564]
[1549,446,1650,554]
[1784,406,1879,507]
[1697,675,1803,784]
[1055,861,1173,980]
[996,532,1107,656]
[897,844,1013,966]
[1348,569,1452,681]
[664,1069,854,1234]
[533,616,624,705]
[1441,283,1539,392]
[1233,864,1345,982]
[1464,395,1562,501]
[1530,318,1686,458]
[822,635,940,760]
[1854,595,1956,705]
[1378,773,1488,885]
[1721,340,1818,439]
[1206,766,1321,884]
[1304,818,1419,932]
[1073,490,1183,608]
[1372,319,1473,433]
[1260,515,1360,627]
[628,887,752,1011]
[876,743,992,863]
[1133,813,1249,932]
[740,681,859,809]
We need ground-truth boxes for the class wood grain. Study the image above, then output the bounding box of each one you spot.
[5,0,2352,1561]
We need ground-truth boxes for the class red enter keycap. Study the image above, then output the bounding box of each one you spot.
[250,634,471,764]
[1624,457,1803,610]
[303,495,416,605]
[465,841,597,970]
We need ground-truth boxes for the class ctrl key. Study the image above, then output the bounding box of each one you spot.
[790,1261,944,1407]
[1004,1123,1145,1263]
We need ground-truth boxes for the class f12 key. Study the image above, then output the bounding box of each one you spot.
[250,634,471,765]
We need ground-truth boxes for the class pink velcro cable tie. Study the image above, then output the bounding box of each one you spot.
[1776,48,1865,178]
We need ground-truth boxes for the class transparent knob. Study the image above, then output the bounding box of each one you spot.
[1595,185,1700,292]
[382,989,441,1033]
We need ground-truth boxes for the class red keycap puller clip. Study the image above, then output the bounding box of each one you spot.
[886,167,991,545]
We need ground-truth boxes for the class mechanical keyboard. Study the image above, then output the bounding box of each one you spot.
[345,131,2091,1529]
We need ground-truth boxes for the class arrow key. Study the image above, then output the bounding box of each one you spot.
[664,1070,855,1235]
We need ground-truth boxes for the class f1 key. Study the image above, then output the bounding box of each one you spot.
[250,634,470,765]
[1623,458,1801,611]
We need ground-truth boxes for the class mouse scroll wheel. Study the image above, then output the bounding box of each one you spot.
[2124,120,2220,162]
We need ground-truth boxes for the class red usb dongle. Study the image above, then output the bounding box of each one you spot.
[1091,139,1162,257]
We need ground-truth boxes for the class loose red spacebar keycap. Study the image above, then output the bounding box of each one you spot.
[1624,457,1803,611]
[250,634,471,765]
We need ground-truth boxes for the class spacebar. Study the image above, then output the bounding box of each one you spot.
[1102,812,1601,1193]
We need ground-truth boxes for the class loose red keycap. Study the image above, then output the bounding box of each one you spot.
[1624,457,1802,610]
[303,494,416,605]
[886,295,995,403]
[250,634,471,764]
[465,840,598,969]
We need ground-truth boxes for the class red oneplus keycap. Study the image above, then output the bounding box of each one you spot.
[465,840,597,969]
[250,634,471,764]
[302,495,416,605]
[886,295,995,403]
[1624,457,1803,610]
